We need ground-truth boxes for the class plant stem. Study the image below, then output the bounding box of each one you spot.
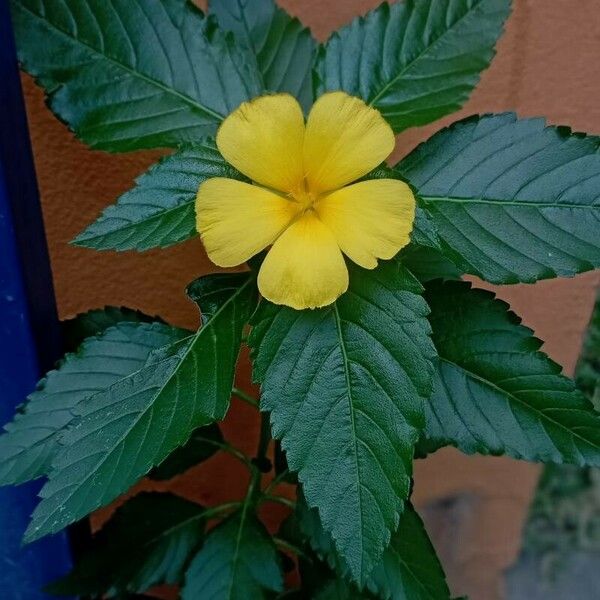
[232,386,259,408]
[200,437,253,470]
[261,494,296,510]
[273,536,312,562]
[202,501,241,520]
[264,469,290,495]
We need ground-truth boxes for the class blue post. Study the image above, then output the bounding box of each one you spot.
[0,1,74,597]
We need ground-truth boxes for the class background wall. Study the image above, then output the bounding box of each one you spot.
[20,1,600,598]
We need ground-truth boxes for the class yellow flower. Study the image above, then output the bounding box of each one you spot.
[195,92,415,310]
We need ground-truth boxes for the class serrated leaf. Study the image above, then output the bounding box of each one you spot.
[315,0,511,133]
[250,260,435,584]
[73,141,247,251]
[575,290,600,398]
[396,113,600,284]
[25,273,257,542]
[400,245,462,283]
[61,306,166,351]
[11,0,262,152]
[210,0,316,112]
[422,280,600,464]
[0,321,187,487]
[297,493,450,600]
[149,423,223,481]
[182,510,283,600]
[46,492,205,596]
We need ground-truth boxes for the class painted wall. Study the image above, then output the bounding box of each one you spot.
[20,1,600,598]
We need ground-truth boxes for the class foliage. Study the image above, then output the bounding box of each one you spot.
[505,291,600,597]
[5,0,600,597]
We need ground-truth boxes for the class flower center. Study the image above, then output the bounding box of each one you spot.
[290,180,318,211]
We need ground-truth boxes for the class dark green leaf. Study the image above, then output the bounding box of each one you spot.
[297,493,450,600]
[25,273,256,542]
[72,141,247,251]
[11,0,262,151]
[250,260,435,584]
[149,424,223,481]
[0,322,187,487]
[422,280,600,464]
[210,0,316,112]
[396,113,600,284]
[400,245,462,283]
[47,492,205,596]
[61,306,166,352]
[315,0,511,132]
[575,290,600,398]
[182,511,283,599]
[314,579,373,600]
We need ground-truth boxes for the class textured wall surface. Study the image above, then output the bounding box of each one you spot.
[20,1,600,598]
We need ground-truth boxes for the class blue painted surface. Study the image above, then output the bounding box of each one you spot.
[0,1,74,597]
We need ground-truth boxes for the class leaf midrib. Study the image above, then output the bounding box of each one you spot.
[387,543,443,600]
[74,197,195,245]
[368,0,492,108]
[14,1,225,122]
[30,277,253,539]
[421,195,600,210]
[439,356,600,452]
[227,504,251,599]
[124,510,204,562]
[332,302,365,578]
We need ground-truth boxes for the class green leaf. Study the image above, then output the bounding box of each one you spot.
[396,113,600,284]
[297,493,450,600]
[422,280,600,464]
[315,0,511,133]
[61,306,166,351]
[11,0,262,152]
[400,245,463,283]
[73,141,247,251]
[25,273,256,543]
[575,290,600,398]
[0,321,187,487]
[366,507,450,600]
[182,511,283,600]
[47,492,205,596]
[250,260,435,584]
[314,579,373,600]
[210,0,316,112]
[149,424,223,481]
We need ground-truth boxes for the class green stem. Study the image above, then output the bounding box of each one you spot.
[264,469,290,495]
[261,495,296,510]
[200,437,252,469]
[232,386,259,408]
[273,536,312,562]
[201,501,241,520]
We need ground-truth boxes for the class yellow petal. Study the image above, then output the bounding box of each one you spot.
[216,94,305,193]
[258,212,349,310]
[303,92,395,194]
[196,178,298,267]
[316,179,416,269]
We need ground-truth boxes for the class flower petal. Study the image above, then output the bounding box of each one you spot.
[258,212,348,310]
[304,92,395,194]
[196,178,298,267]
[216,94,305,193]
[316,179,415,269]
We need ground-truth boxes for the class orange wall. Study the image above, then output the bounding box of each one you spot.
[20,1,600,599]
